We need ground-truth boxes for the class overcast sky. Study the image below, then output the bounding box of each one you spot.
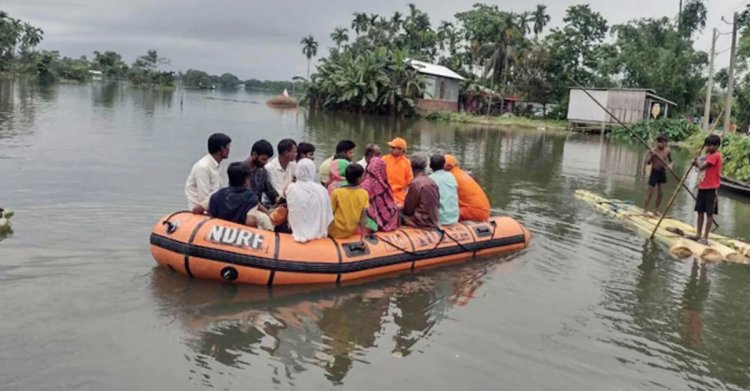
[3,0,744,80]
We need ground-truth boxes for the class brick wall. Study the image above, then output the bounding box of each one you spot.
[416,99,458,115]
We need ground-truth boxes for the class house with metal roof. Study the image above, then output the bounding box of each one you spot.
[567,87,677,127]
[408,60,464,114]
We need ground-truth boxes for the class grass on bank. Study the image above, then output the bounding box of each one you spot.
[424,111,568,130]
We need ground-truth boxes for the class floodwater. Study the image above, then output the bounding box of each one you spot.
[1,79,749,390]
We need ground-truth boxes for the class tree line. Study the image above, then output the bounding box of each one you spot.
[0,12,176,87]
[179,69,303,92]
[299,1,732,119]
[0,11,297,93]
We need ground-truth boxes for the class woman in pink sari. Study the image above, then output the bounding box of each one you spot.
[360,157,399,232]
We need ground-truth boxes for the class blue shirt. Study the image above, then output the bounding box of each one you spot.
[429,170,459,225]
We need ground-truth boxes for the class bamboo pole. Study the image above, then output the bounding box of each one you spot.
[649,109,724,240]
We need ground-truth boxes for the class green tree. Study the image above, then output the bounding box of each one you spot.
[129,50,172,86]
[517,12,532,35]
[91,50,128,79]
[0,13,23,61]
[457,4,525,93]
[304,47,423,116]
[610,17,707,110]
[19,22,43,54]
[218,72,240,87]
[182,69,215,88]
[390,11,404,34]
[330,27,349,50]
[352,13,370,35]
[545,4,610,99]
[532,4,551,37]
[515,45,556,112]
[301,34,319,78]
[678,0,707,37]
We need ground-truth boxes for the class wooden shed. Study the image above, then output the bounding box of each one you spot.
[567,88,676,127]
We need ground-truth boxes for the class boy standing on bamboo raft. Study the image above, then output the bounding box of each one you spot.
[690,135,722,245]
[643,134,672,216]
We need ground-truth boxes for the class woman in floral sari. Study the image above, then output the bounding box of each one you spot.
[360,157,399,232]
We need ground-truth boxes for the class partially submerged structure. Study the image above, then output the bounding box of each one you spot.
[567,88,676,128]
[408,60,464,114]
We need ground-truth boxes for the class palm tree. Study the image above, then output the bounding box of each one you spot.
[474,12,521,113]
[517,12,532,35]
[532,4,551,37]
[300,34,318,78]
[437,21,454,52]
[20,22,43,53]
[330,27,349,50]
[1,17,24,58]
[390,11,403,34]
[352,13,370,35]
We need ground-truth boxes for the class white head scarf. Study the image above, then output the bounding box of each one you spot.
[286,158,333,242]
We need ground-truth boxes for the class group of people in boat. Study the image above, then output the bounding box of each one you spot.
[185,133,491,243]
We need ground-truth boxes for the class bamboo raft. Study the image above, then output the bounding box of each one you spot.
[575,190,750,263]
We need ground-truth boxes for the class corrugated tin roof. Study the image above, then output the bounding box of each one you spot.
[569,87,656,93]
[569,87,676,106]
[408,60,465,80]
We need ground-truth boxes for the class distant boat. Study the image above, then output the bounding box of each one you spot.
[266,89,298,108]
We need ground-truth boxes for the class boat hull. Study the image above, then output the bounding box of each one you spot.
[720,176,750,197]
[150,212,531,285]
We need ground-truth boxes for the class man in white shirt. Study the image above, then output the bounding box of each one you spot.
[356,143,381,171]
[266,138,297,198]
[185,133,231,210]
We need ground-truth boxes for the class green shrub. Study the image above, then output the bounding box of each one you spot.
[722,133,750,183]
[682,132,750,183]
[424,111,454,121]
[611,118,700,143]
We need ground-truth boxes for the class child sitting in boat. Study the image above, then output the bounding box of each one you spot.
[195,162,274,231]
[329,163,369,240]
[690,134,722,244]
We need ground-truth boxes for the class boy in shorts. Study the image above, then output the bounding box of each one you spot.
[691,135,722,244]
[643,134,672,215]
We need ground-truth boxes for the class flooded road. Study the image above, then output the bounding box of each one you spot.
[1,80,749,390]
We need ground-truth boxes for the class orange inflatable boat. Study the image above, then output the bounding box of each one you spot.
[150,212,531,286]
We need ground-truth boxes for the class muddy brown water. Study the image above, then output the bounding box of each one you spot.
[1,80,749,390]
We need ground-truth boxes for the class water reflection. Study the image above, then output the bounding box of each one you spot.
[128,87,173,117]
[0,78,53,141]
[681,261,709,349]
[150,259,504,386]
[91,81,122,108]
[601,240,750,390]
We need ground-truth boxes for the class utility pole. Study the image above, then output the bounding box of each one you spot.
[703,28,718,131]
[678,0,683,31]
[724,12,739,133]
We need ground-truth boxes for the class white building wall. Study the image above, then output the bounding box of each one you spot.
[567,89,610,123]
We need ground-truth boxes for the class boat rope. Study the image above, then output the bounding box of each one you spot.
[377,221,498,258]
[377,228,446,257]
[162,210,190,234]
